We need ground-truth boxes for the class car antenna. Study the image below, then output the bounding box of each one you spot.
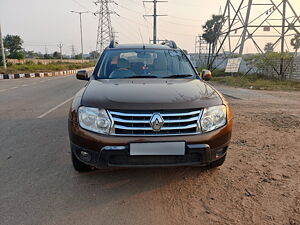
[138,28,145,50]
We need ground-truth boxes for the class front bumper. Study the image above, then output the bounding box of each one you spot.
[68,118,232,168]
[71,142,228,168]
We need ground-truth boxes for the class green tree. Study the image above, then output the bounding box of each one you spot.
[3,34,24,59]
[43,53,52,59]
[24,50,41,59]
[202,15,224,68]
[89,51,100,59]
[52,51,61,59]
[264,42,274,53]
[0,54,3,66]
[291,34,300,51]
[74,53,83,60]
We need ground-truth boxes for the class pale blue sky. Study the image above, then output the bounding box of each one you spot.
[1,0,299,55]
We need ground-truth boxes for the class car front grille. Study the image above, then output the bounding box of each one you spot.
[108,109,203,136]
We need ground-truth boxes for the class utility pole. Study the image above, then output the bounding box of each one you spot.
[143,0,168,44]
[57,43,63,60]
[0,23,7,70]
[71,11,89,62]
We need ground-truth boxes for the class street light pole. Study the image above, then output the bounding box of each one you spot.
[79,13,84,62]
[0,23,7,70]
[71,11,89,62]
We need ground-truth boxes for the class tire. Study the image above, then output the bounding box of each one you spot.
[208,154,227,169]
[71,151,92,172]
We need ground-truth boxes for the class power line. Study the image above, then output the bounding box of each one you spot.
[70,0,94,12]
[159,19,201,27]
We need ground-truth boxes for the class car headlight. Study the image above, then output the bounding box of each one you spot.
[200,105,227,132]
[78,106,112,134]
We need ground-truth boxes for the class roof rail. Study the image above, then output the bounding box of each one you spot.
[161,40,178,49]
[109,40,118,48]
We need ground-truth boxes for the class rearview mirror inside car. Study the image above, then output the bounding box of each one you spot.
[76,70,89,81]
[202,69,212,81]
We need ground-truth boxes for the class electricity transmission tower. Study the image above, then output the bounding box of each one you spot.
[195,35,209,66]
[95,0,117,53]
[57,43,63,60]
[210,0,300,77]
[143,0,168,44]
[71,45,76,59]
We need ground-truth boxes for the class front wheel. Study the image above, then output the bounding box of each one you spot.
[71,151,92,172]
[208,154,227,169]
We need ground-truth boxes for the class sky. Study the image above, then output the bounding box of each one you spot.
[0,0,299,55]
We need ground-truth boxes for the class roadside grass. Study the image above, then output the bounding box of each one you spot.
[0,61,96,74]
[212,75,300,91]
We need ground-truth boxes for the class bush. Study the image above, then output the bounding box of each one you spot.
[212,74,300,91]
[25,60,35,65]
[244,52,293,80]
[0,61,95,74]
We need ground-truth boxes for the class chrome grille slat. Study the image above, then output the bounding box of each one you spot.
[109,110,201,117]
[108,109,202,136]
[113,116,199,124]
[114,124,198,131]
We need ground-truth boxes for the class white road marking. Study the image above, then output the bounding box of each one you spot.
[37,97,74,119]
[0,75,74,93]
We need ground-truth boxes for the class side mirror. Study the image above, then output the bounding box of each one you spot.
[76,70,89,81]
[202,69,212,81]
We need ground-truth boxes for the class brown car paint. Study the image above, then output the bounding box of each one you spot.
[68,78,232,152]
[68,44,232,168]
[79,79,223,110]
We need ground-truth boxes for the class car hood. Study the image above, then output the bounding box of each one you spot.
[81,79,223,110]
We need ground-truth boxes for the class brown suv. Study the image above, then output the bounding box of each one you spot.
[68,41,232,172]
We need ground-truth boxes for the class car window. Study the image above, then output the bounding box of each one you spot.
[95,49,197,79]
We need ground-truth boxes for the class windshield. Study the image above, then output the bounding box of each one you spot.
[95,49,197,79]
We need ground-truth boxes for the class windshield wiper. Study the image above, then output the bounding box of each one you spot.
[163,74,194,78]
[124,75,158,79]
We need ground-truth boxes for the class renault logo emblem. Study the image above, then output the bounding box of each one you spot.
[149,113,164,132]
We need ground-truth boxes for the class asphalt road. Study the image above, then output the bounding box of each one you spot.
[0,75,88,225]
[0,75,193,225]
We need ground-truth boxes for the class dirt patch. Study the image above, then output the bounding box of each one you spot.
[139,93,300,225]
[256,112,300,129]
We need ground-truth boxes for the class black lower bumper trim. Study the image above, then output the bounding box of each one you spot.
[71,142,227,168]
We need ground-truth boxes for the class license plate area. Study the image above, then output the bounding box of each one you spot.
[130,142,185,156]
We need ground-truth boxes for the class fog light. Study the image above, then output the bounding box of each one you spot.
[79,150,91,162]
[216,147,227,158]
[80,151,89,157]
